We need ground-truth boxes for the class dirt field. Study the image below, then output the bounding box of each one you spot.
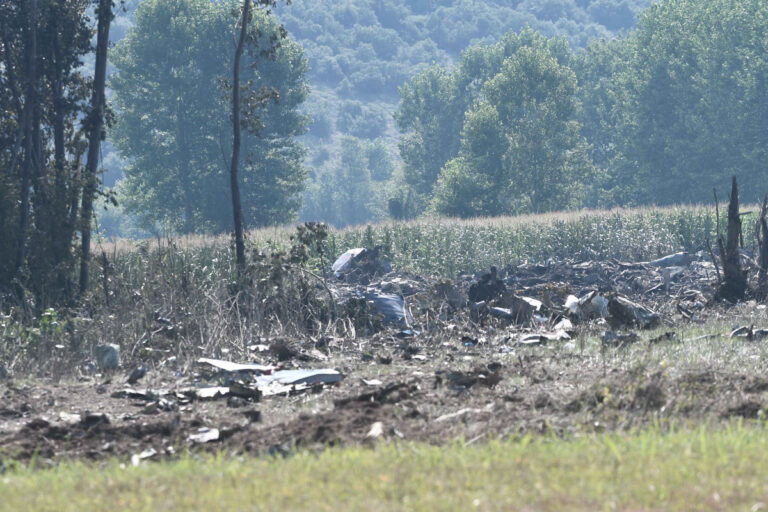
[2,255,768,466]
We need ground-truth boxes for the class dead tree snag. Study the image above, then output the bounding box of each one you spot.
[716,176,747,301]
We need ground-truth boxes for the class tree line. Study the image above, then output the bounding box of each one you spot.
[0,0,291,308]
[0,0,113,307]
[4,0,768,308]
[393,0,768,218]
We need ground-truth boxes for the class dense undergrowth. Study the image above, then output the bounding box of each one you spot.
[0,206,745,376]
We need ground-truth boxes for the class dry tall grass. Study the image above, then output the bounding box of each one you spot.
[1,205,745,376]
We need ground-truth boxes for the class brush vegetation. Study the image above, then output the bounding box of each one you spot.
[108,204,740,276]
[0,205,738,374]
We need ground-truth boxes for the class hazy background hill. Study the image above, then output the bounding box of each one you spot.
[101,0,651,234]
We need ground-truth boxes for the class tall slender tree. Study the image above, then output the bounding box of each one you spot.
[1,0,93,306]
[230,0,251,273]
[79,0,113,295]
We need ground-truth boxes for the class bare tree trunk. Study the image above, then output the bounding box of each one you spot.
[176,104,195,233]
[16,0,38,273]
[230,0,250,274]
[79,0,112,296]
[50,0,74,297]
[717,176,747,301]
[757,195,768,297]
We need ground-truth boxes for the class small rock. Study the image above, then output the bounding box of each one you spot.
[127,365,147,385]
[94,344,120,370]
[81,413,110,429]
[227,396,246,408]
[242,409,262,422]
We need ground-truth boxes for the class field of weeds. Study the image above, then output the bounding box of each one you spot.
[2,205,768,487]
[0,205,730,375]
[102,205,729,276]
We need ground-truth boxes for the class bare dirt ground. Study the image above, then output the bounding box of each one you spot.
[2,254,768,466]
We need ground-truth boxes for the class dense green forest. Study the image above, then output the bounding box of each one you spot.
[101,0,653,232]
[394,0,768,218]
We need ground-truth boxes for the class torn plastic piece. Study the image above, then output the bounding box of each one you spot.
[366,293,413,327]
[608,295,660,329]
[648,252,696,267]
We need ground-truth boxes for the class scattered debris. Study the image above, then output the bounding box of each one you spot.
[256,369,343,387]
[729,326,768,341]
[469,266,506,302]
[650,332,677,344]
[518,331,570,346]
[647,252,697,268]
[58,412,81,424]
[608,295,660,329]
[189,427,219,444]
[366,293,413,327]
[332,247,392,281]
[366,421,384,439]
[197,358,276,374]
[602,330,640,347]
[131,448,157,466]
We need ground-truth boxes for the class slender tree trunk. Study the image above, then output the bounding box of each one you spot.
[51,0,69,269]
[230,0,250,274]
[176,104,195,233]
[16,0,38,273]
[79,0,112,296]
[1,21,26,178]
[758,195,768,297]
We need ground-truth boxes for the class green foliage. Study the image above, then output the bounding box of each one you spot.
[603,0,768,205]
[324,206,722,277]
[110,0,309,234]
[0,0,94,307]
[302,136,395,228]
[107,0,652,229]
[400,30,591,218]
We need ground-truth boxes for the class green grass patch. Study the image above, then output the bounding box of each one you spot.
[6,424,768,511]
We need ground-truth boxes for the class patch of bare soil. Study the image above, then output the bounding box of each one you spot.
[0,255,765,466]
[0,343,766,467]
